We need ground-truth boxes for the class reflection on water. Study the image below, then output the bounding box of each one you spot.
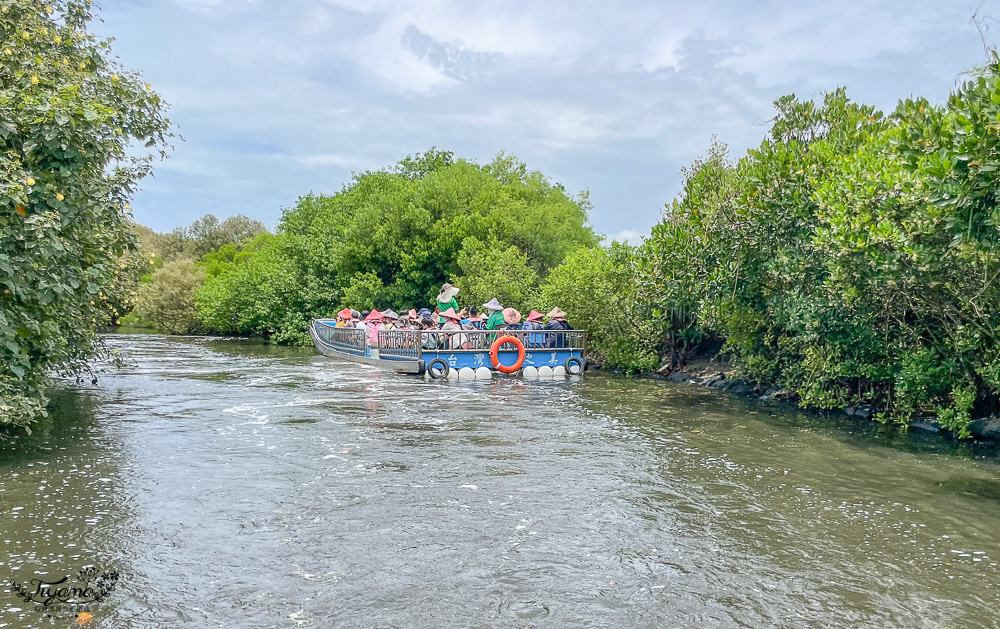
[1,333,999,628]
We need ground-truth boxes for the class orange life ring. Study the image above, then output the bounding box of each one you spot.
[490,335,525,374]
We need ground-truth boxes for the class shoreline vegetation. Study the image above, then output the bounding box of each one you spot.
[4,1,1000,443]
[0,1,171,432]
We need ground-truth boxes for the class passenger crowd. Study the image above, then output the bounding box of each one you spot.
[330,283,573,350]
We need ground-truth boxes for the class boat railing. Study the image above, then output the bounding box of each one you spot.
[377,329,422,361]
[377,329,586,355]
[314,320,366,356]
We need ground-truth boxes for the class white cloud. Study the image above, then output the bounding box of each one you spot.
[170,0,258,15]
[324,0,566,58]
[452,102,614,148]
[294,153,380,171]
[604,229,644,246]
[339,21,459,94]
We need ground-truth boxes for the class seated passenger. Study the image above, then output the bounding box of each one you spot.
[522,310,545,347]
[462,313,483,348]
[382,309,400,330]
[467,307,482,329]
[502,308,521,331]
[335,308,352,327]
[439,308,469,349]
[419,317,439,350]
[364,310,384,347]
[544,307,572,348]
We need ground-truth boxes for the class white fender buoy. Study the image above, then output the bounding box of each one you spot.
[459,367,476,379]
[538,366,553,377]
[446,366,459,379]
[475,367,493,379]
[553,365,566,377]
[522,366,538,378]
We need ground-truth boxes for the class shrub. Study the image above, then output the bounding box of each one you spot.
[134,259,205,334]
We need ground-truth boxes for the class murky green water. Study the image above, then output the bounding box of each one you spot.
[2,334,1000,628]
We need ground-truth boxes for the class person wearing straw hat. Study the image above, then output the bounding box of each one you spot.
[381,309,400,330]
[335,308,353,327]
[522,310,545,347]
[439,307,469,349]
[482,297,505,331]
[501,307,521,330]
[364,309,384,347]
[544,307,572,348]
[436,283,460,324]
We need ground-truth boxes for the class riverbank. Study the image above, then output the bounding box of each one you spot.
[614,358,1000,442]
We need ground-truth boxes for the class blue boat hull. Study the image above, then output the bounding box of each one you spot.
[421,348,583,371]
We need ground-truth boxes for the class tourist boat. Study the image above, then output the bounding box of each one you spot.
[309,319,587,378]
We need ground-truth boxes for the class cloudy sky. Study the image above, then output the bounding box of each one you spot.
[95,0,989,243]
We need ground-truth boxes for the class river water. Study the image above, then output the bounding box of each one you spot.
[2,334,1000,628]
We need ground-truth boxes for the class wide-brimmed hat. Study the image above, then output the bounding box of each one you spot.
[337,308,352,319]
[526,310,544,322]
[417,308,433,319]
[350,309,361,320]
[440,307,462,321]
[365,310,384,322]
[407,309,418,319]
[482,297,503,312]
[503,308,521,325]
[436,283,460,303]
[546,307,568,320]
[468,314,483,322]
[382,309,399,320]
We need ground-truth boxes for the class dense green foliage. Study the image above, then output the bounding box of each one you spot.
[455,235,538,313]
[138,213,266,266]
[197,150,599,343]
[548,65,1000,435]
[133,258,205,334]
[538,243,659,373]
[0,0,170,427]
[122,215,268,332]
